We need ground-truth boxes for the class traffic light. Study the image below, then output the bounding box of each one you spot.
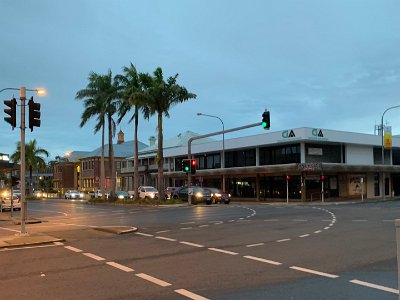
[191,159,197,175]
[321,175,325,181]
[286,175,291,181]
[4,98,17,129]
[262,111,270,129]
[28,97,41,132]
[182,159,190,173]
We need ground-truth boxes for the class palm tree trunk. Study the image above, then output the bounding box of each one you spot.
[134,106,139,200]
[108,114,116,197]
[157,112,165,201]
[100,125,106,199]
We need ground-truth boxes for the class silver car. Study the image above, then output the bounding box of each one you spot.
[64,190,83,199]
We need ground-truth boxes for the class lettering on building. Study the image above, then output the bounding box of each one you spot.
[282,130,296,138]
[312,128,324,137]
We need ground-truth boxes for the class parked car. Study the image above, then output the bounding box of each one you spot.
[175,187,212,205]
[165,187,178,199]
[116,191,133,200]
[1,195,21,211]
[64,190,84,199]
[138,186,158,199]
[203,187,231,204]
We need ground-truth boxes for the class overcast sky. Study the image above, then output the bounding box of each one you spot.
[1,0,400,159]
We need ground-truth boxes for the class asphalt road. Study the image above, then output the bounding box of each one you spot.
[0,199,399,299]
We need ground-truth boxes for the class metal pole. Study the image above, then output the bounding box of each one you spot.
[286,177,289,204]
[20,86,27,234]
[395,219,400,300]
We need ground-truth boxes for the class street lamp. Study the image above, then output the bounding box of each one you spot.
[1,86,46,235]
[380,105,400,199]
[197,113,226,192]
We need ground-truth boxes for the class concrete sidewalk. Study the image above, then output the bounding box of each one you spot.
[0,233,64,249]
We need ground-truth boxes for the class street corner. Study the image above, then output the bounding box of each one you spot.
[11,217,42,225]
[92,226,138,235]
[0,233,64,249]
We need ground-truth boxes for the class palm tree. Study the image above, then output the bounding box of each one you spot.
[76,71,107,198]
[141,67,196,200]
[116,63,149,199]
[77,70,121,198]
[11,139,49,195]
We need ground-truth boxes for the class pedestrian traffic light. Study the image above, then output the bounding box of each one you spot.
[28,97,41,132]
[262,111,270,129]
[182,159,190,173]
[4,98,17,129]
[321,175,325,181]
[191,159,197,175]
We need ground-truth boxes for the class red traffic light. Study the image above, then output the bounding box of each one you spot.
[286,175,291,181]
[321,175,325,181]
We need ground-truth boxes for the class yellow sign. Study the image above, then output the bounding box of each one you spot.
[384,133,392,148]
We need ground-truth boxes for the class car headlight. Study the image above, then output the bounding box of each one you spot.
[118,195,124,199]
[215,193,221,197]
[80,193,84,198]
[150,193,155,198]
[195,192,203,198]
[228,194,231,197]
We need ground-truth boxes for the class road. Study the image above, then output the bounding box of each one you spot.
[0,199,399,299]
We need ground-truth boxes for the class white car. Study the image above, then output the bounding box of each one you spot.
[64,190,84,199]
[138,186,158,199]
[93,190,110,198]
[1,195,21,210]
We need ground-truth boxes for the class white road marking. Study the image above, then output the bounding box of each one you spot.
[324,227,330,230]
[180,222,195,225]
[208,248,238,255]
[299,234,310,238]
[155,236,177,242]
[244,255,282,266]
[83,252,105,261]
[350,279,399,294]
[156,230,170,233]
[180,241,204,248]
[277,238,291,242]
[64,246,83,253]
[290,266,338,278]
[199,225,209,228]
[246,243,264,248]
[228,220,235,222]
[181,227,193,230]
[135,232,153,237]
[214,221,223,224]
[106,261,134,272]
[175,289,209,300]
[136,273,171,287]
[314,230,322,234]
[54,242,64,246]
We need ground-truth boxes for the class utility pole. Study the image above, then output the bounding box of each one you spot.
[20,86,27,234]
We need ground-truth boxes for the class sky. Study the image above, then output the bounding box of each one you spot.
[1,0,400,160]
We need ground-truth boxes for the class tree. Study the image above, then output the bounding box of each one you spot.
[76,71,107,198]
[116,63,149,199]
[76,70,121,198]
[10,139,49,195]
[141,67,196,200]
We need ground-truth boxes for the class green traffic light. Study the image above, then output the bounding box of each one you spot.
[262,122,267,128]
[184,166,190,172]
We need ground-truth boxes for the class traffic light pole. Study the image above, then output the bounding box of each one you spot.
[20,87,27,234]
[187,122,262,204]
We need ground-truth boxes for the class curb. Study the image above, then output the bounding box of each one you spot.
[92,226,138,235]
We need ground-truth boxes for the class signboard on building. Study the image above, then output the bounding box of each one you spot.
[384,126,392,149]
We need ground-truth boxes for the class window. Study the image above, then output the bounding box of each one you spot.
[259,144,300,165]
[225,149,256,168]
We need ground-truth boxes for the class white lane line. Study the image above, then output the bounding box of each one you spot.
[0,227,20,233]
[199,225,209,228]
[136,273,172,287]
[314,230,322,234]
[350,279,399,295]
[277,238,291,242]
[244,255,282,266]
[83,252,105,261]
[155,236,177,242]
[228,220,235,222]
[54,242,64,246]
[174,289,209,300]
[64,246,83,253]
[181,227,193,230]
[290,266,338,279]
[0,244,59,252]
[246,243,264,248]
[180,222,195,225]
[214,221,224,224]
[208,248,238,255]
[180,241,204,248]
[135,232,153,237]
[299,234,310,238]
[324,227,330,230]
[106,261,134,272]
[156,230,170,234]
